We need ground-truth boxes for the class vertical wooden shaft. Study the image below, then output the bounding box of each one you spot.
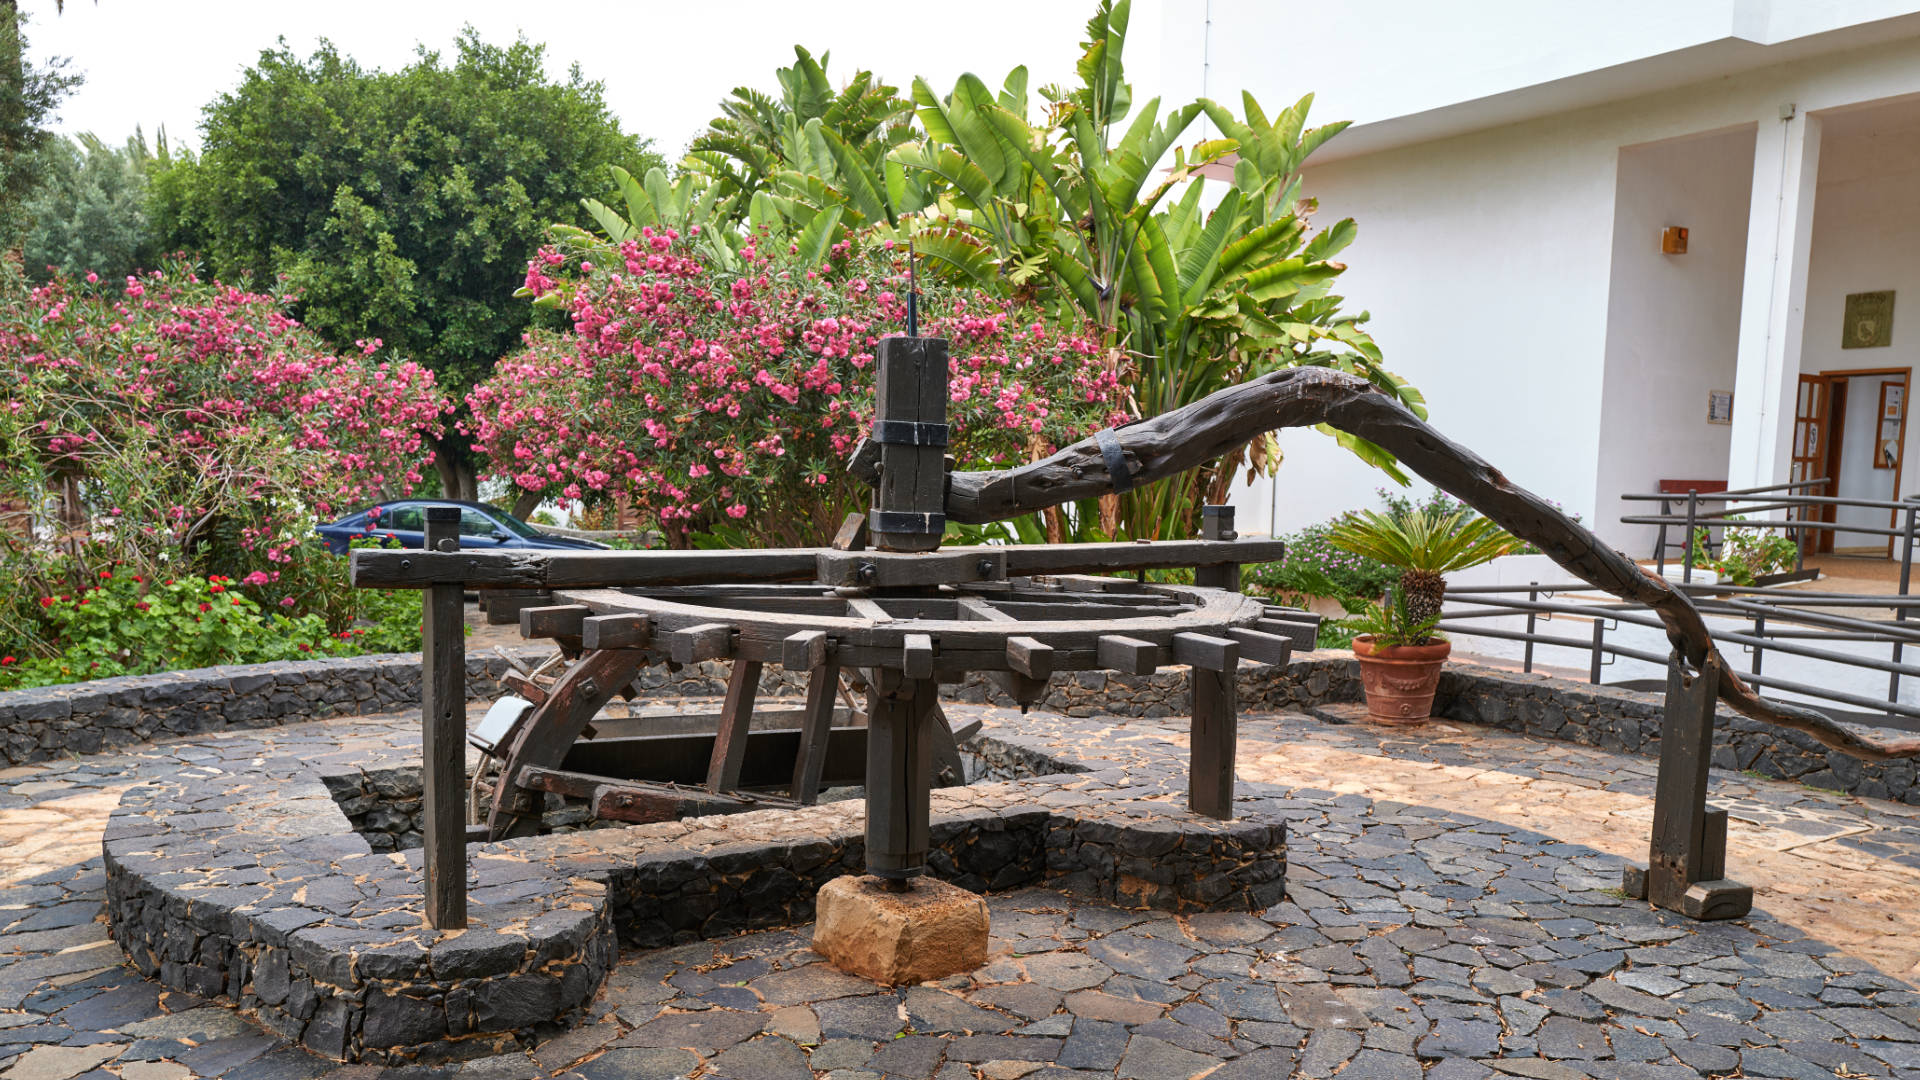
[865,676,934,883]
[706,658,765,793]
[1646,652,1719,910]
[1195,505,1241,591]
[421,506,467,930]
[1189,665,1237,819]
[791,661,841,804]
[870,336,950,553]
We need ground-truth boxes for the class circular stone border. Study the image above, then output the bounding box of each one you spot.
[102,724,1287,1064]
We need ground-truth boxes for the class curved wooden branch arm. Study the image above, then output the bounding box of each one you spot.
[947,367,1920,762]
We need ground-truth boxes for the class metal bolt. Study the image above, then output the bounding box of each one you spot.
[399,559,412,570]
[580,677,599,698]
[977,558,994,577]
[857,562,877,584]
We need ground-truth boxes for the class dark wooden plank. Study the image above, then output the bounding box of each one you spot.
[1225,627,1294,666]
[670,623,734,664]
[705,659,764,792]
[351,547,822,589]
[592,781,761,824]
[1005,636,1055,680]
[1189,664,1237,819]
[783,630,828,671]
[581,613,651,650]
[791,662,841,804]
[420,507,467,929]
[520,604,590,640]
[1097,634,1161,675]
[1172,632,1239,672]
[817,548,1005,589]
[996,539,1288,577]
[902,633,935,679]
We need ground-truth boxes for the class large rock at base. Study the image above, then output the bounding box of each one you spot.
[812,875,989,986]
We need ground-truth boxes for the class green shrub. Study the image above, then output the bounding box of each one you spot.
[0,556,429,691]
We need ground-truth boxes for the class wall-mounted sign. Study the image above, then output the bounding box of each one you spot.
[1843,290,1895,349]
[1707,389,1733,425]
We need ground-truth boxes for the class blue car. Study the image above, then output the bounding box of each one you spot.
[315,500,610,555]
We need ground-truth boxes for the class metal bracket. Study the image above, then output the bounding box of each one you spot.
[873,419,951,447]
[1097,428,1134,493]
[871,510,945,535]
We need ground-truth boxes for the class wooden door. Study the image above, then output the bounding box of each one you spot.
[1790,374,1837,555]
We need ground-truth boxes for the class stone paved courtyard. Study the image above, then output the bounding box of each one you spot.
[5,699,1920,1079]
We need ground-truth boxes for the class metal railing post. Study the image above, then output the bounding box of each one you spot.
[1523,583,1538,674]
[1752,612,1766,677]
[1681,491,1699,585]
[1654,497,1670,576]
[1892,502,1917,709]
[1590,619,1605,685]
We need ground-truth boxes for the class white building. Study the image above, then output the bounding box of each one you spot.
[1160,1,1920,555]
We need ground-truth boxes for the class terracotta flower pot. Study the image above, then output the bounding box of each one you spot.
[1352,636,1452,725]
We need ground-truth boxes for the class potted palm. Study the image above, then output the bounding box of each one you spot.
[1329,508,1524,724]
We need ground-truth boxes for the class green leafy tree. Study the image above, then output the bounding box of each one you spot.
[0,4,81,256]
[149,29,661,497]
[892,0,1423,539]
[23,129,166,280]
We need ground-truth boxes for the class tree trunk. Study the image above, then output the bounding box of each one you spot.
[510,487,543,522]
[946,366,1920,762]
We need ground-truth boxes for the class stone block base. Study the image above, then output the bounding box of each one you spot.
[813,875,989,985]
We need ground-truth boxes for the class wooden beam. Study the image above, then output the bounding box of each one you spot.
[1097,634,1161,675]
[670,623,734,664]
[501,670,549,706]
[1005,636,1054,680]
[1172,632,1239,672]
[581,613,651,650]
[351,546,821,590]
[1226,627,1294,666]
[791,663,841,804]
[705,658,764,793]
[520,604,589,640]
[783,630,829,671]
[902,633,935,679]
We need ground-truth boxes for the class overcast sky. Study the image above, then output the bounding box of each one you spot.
[21,1,1162,159]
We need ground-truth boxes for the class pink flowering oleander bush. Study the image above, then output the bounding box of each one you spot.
[0,261,449,665]
[465,230,1126,546]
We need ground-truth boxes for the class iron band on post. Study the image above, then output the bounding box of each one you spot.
[1097,428,1134,493]
[871,510,946,535]
[872,420,951,447]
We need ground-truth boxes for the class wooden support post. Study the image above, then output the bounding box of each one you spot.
[866,675,935,885]
[1184,631,1238,820]
[420,507,468,929]
[1195,505,1240,591]
[791,662,842,804]
[706,657,765,793]
[869,336,950,553]
[1625,652,1751,920]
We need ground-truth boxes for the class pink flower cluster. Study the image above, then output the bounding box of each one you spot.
[7,265,448,523]
[467,231,1123,540]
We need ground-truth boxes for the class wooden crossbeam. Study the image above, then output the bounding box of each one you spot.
[581,613,651,650]
[670,623,734,664]
[1097,634,1161,675]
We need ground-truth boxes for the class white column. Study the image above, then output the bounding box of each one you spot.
[1727,108,1822,490]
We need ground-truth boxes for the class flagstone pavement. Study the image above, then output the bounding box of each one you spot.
[4,699,1920,1080]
